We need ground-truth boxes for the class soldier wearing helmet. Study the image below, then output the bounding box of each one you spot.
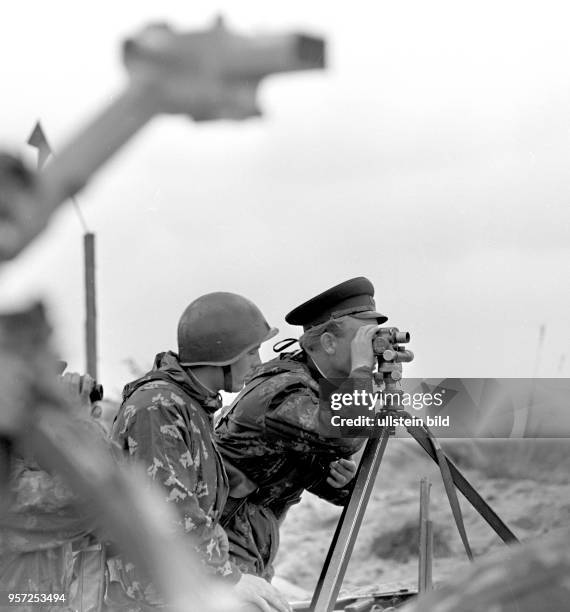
[215,277,385,581]
[109,293,290,612]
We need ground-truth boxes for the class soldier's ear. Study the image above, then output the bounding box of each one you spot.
[320,332,337,355]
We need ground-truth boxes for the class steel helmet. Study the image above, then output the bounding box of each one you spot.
[177,292,278,366]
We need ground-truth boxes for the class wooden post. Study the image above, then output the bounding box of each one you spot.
[84,232,97,379]
[418,477,433,593]
[28,122,99,382]
[426,518,433,591]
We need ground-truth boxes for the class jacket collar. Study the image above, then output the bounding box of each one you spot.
[122,351,222,414]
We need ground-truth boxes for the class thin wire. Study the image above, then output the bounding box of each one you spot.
[45,156,91,233]
[70,196,90,233]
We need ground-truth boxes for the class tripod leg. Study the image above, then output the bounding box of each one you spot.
[407,425,518,544]
[310,428,391,612]
[429,434,473,560]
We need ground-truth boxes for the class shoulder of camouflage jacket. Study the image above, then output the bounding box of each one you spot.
[113,379,211,442]
[247,355,320,396]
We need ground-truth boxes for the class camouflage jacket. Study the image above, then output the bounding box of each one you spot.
[214,352,368,577]
[110,352,239,604]
[0,424,102,611]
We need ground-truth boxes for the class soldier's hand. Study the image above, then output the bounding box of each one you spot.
[327,458,357,488]
[349,324,381,372]
[234,573,291,612]
[59,372,95,415]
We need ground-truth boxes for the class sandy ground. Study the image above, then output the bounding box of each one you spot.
[273,438,570,601]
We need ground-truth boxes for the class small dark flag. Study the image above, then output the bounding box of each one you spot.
[27,121,52,170]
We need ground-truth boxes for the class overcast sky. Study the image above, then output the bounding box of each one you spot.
[1,0,569,397]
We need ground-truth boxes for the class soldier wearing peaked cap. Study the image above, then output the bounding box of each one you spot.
[215,277,386,580]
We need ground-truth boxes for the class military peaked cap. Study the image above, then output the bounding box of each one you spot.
[285,277,388,330]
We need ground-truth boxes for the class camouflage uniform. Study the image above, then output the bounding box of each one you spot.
[0,441,100,612]
[215,352,369,580]
[109,352,240,607]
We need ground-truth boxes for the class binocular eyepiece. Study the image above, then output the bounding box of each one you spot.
[372,327,414,364]
[374,328,410,345]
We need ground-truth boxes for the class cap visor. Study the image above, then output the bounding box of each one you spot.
[350,311,388,324]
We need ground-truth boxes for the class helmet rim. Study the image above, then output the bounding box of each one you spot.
[180,326,278,367]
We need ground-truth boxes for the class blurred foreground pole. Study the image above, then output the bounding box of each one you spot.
[4,20,326,262]
[84,232,97,379]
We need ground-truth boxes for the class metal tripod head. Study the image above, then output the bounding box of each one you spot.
[373,327,414,413]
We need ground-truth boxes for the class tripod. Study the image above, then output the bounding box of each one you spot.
[309,337,519,612]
